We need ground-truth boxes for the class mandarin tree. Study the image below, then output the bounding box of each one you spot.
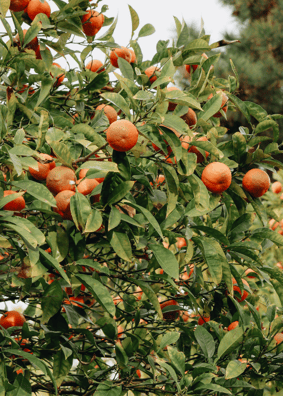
[0,1,283,396]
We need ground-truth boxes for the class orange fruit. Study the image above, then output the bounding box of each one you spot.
[77,178,99,196]
[276,262,283,270]
[156,174,165,187]
[145,66,160,83]
[136,369,141,378]
[272,181,282,194]
[81,10,104,37]
[62,296,85,311]
[201,162,232,194]
[242,169,270,198]
[106,120,139,152]
[274,333,283,345]
[79,168,104,184]
[50,63,65,87]
[29,153,55,181]
[10,0,30,12]
[3,191,25,211]
[181,311,190,322]
[207,90,228,118]
[176,237,187,249]
[54,190,75,220]
[160,299,180,321]
[245,269,257,279]
[129,49,136,63]
[185,53,208,74]
[27,0,51,20]
[198,315,210,325]
[0,311,26,329]
[96,104,117,124]
[86,59,105,73]
[109,47,131,68]
[228,321,239,331]
[166,86,181,111]
[181,108,197,127]
[46,166,76,195]
[182,135,209,163]
[232,278,249,302]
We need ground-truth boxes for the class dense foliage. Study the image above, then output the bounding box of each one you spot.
[0,1,283,395]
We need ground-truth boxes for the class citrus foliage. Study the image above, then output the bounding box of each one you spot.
[0,1,283,396]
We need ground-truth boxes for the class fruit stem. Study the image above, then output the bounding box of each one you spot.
[73,142,108,164]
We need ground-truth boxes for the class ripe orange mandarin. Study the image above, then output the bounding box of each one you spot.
[3,191,25,211]
[77,178,99,196]
[160,300,180,321]
[182,135,209,163]
[27,0,51,20]
[10,0,30,12]
[54,190,75,220]
[46,166,76,195]
[272,181,282,194]
[14,29,38,52]
[29,153,55,181]
[274,333,283,345]
[129,49,136,63]
[245,269,257,279]
[0,311,26,329]
[145,66,160,83]
[242,169,270,198]
[110,47,131,68]
[181,108,197,127]
[228,321,239,331]
[86,59,105,73]
[201,162,232,194]
[185,53,208,74]
[232,278,249,302]
[81,10,104,37]
[198,316,210,325]
[96,104,117,124]
[106,120,139,152]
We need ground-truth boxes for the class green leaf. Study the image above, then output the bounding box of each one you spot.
[9,374,32,396]
[255,119,279,142]
[225,360,247,380]
[79,72,109,94]
[36,71,53,108]
[149,243,179,279]
[9,145,35,157]
[70,192,91,231]
[53,349,73,387]
[107,181,135,206]
[156,360,181,392]
[245,101,267,122]
[0,0,10,17]
[6,350,57,393]
[118,57,134,81]
[184,38,210,51]
[36,110,49,151]
[109,231,132,262]
[115,341,128,368]
[196,383,232,395]
[216,326,244,362]
[191,226,229,245]
[97,17,118,41]
[4,223,38,249]
[41,281,63,324]
[13,180,56,207]
[177,22,189,48]
[227,93,251,125]
[252,228,283,246]
[195,325,215,359]
[138,23,155,38]
[71,124,107,146]
[84,209,103,233]
[50,141,73,168]
[168,346,185,376]
[80,160,119,173]
[39,248,70,285]
[100,92,131,118]
[128,5,139,36]
[132,279,163,319]
[24,22,42,49]
[93,381,122,396]
[192,237,224,284]
[198,93,222,122]
[159,332,180,350]
[76,274,115,317]
[108,206,121,231]
[232,132,246,163]
[125,201,163,238]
